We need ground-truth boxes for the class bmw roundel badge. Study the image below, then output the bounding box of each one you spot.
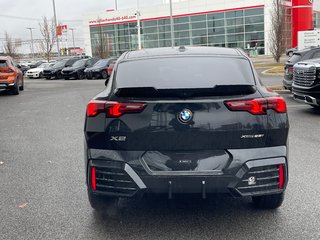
[177,109,193,124]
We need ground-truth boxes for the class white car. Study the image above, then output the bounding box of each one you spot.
[26,63,54,78]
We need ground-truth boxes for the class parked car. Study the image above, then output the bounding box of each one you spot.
[292,58,320,109]
[62,58,99,80]
[107,59,117,77]
[286,47,297,57]
[84,58,117,79]
[19,63,30,75]
[0,56,24,95]
[283,47,320,90]
[43,58,80,80]
[25,62,55,78]
[84,46,289,211]
[28,60,46,69]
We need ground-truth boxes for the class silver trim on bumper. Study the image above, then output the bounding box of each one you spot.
[293,93,319,106]
[124,163,147,189]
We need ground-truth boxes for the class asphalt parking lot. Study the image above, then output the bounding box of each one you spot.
[0,78,320,240]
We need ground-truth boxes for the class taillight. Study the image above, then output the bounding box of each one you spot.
[225,97,287,115]
[91,166,96,191]
[278,164,284,189]
[86,100,146,117]
[86,100,106,117]
[267,97,287,113]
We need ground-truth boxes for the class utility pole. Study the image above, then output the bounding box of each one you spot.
[136,0,142,50]
[170,0,174,47]
[114,0,118,10]
[52,0,60,58]
[26,27,35,59]
[70,28,75,49]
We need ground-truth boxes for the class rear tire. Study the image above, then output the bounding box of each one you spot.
[11,82,20,95]
[101,70,108,79]
[56,72,62,79]
[88,190,118,211]
[45,77,51,80]
[64,77,69,80]
[252,192,284,209]
[19,82,24,91]
[78,72,84,80]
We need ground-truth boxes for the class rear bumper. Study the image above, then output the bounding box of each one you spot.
[86,146,288,198]
[0,82,15,90]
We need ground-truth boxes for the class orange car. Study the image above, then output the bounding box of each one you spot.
[0,56,24,95]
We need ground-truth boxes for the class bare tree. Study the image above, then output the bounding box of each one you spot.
[39,16,57,61]
[3,32,18,57]
[92,18,110,58]
[269,0,286,62]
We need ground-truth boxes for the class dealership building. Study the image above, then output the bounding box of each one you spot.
[84,0,320,56]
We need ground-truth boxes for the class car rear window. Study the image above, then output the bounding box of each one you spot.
[115,57,255,89]
[0,60,8,68]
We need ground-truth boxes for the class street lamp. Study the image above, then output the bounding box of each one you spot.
[26,27,35,59]
[52,0,60,58]
[169,0,174,47]
[136,0,142,50]
[114,0,118,10]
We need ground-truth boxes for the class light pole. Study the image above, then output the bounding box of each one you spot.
[70,28,75,49]
[52,0,60,58]
[169,0,174,47]
[136,0,142,50]
[114,0,118,10]
[136,11,141,50]
[27,27,35,59]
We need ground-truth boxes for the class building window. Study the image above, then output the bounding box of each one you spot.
[89,7,265,56]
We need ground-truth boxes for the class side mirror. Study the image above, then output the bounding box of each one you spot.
[105,79,109,86]
[17,64,22,69]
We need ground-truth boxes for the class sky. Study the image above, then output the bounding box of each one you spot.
[0,0,161,53]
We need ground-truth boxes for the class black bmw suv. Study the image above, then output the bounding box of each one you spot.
[84,58,117,79]
[43,58,80,80]
[84,47,289,211]
[61,58,99,80]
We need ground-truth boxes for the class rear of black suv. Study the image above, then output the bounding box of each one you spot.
[84,47,289,210]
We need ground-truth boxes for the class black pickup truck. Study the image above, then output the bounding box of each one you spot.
[292,59,320,109]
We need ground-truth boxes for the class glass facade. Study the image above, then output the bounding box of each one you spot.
[90,7,265,56]
[313,12,320,29]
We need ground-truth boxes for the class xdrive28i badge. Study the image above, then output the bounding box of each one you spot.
[177,109,193,124]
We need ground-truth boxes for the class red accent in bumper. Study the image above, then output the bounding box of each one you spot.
[91,166,96,191]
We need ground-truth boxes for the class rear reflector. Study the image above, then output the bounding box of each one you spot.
[278,164,284,189]
[225,97,287,115]
[91,166,96,191]
[86,100,146,117]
